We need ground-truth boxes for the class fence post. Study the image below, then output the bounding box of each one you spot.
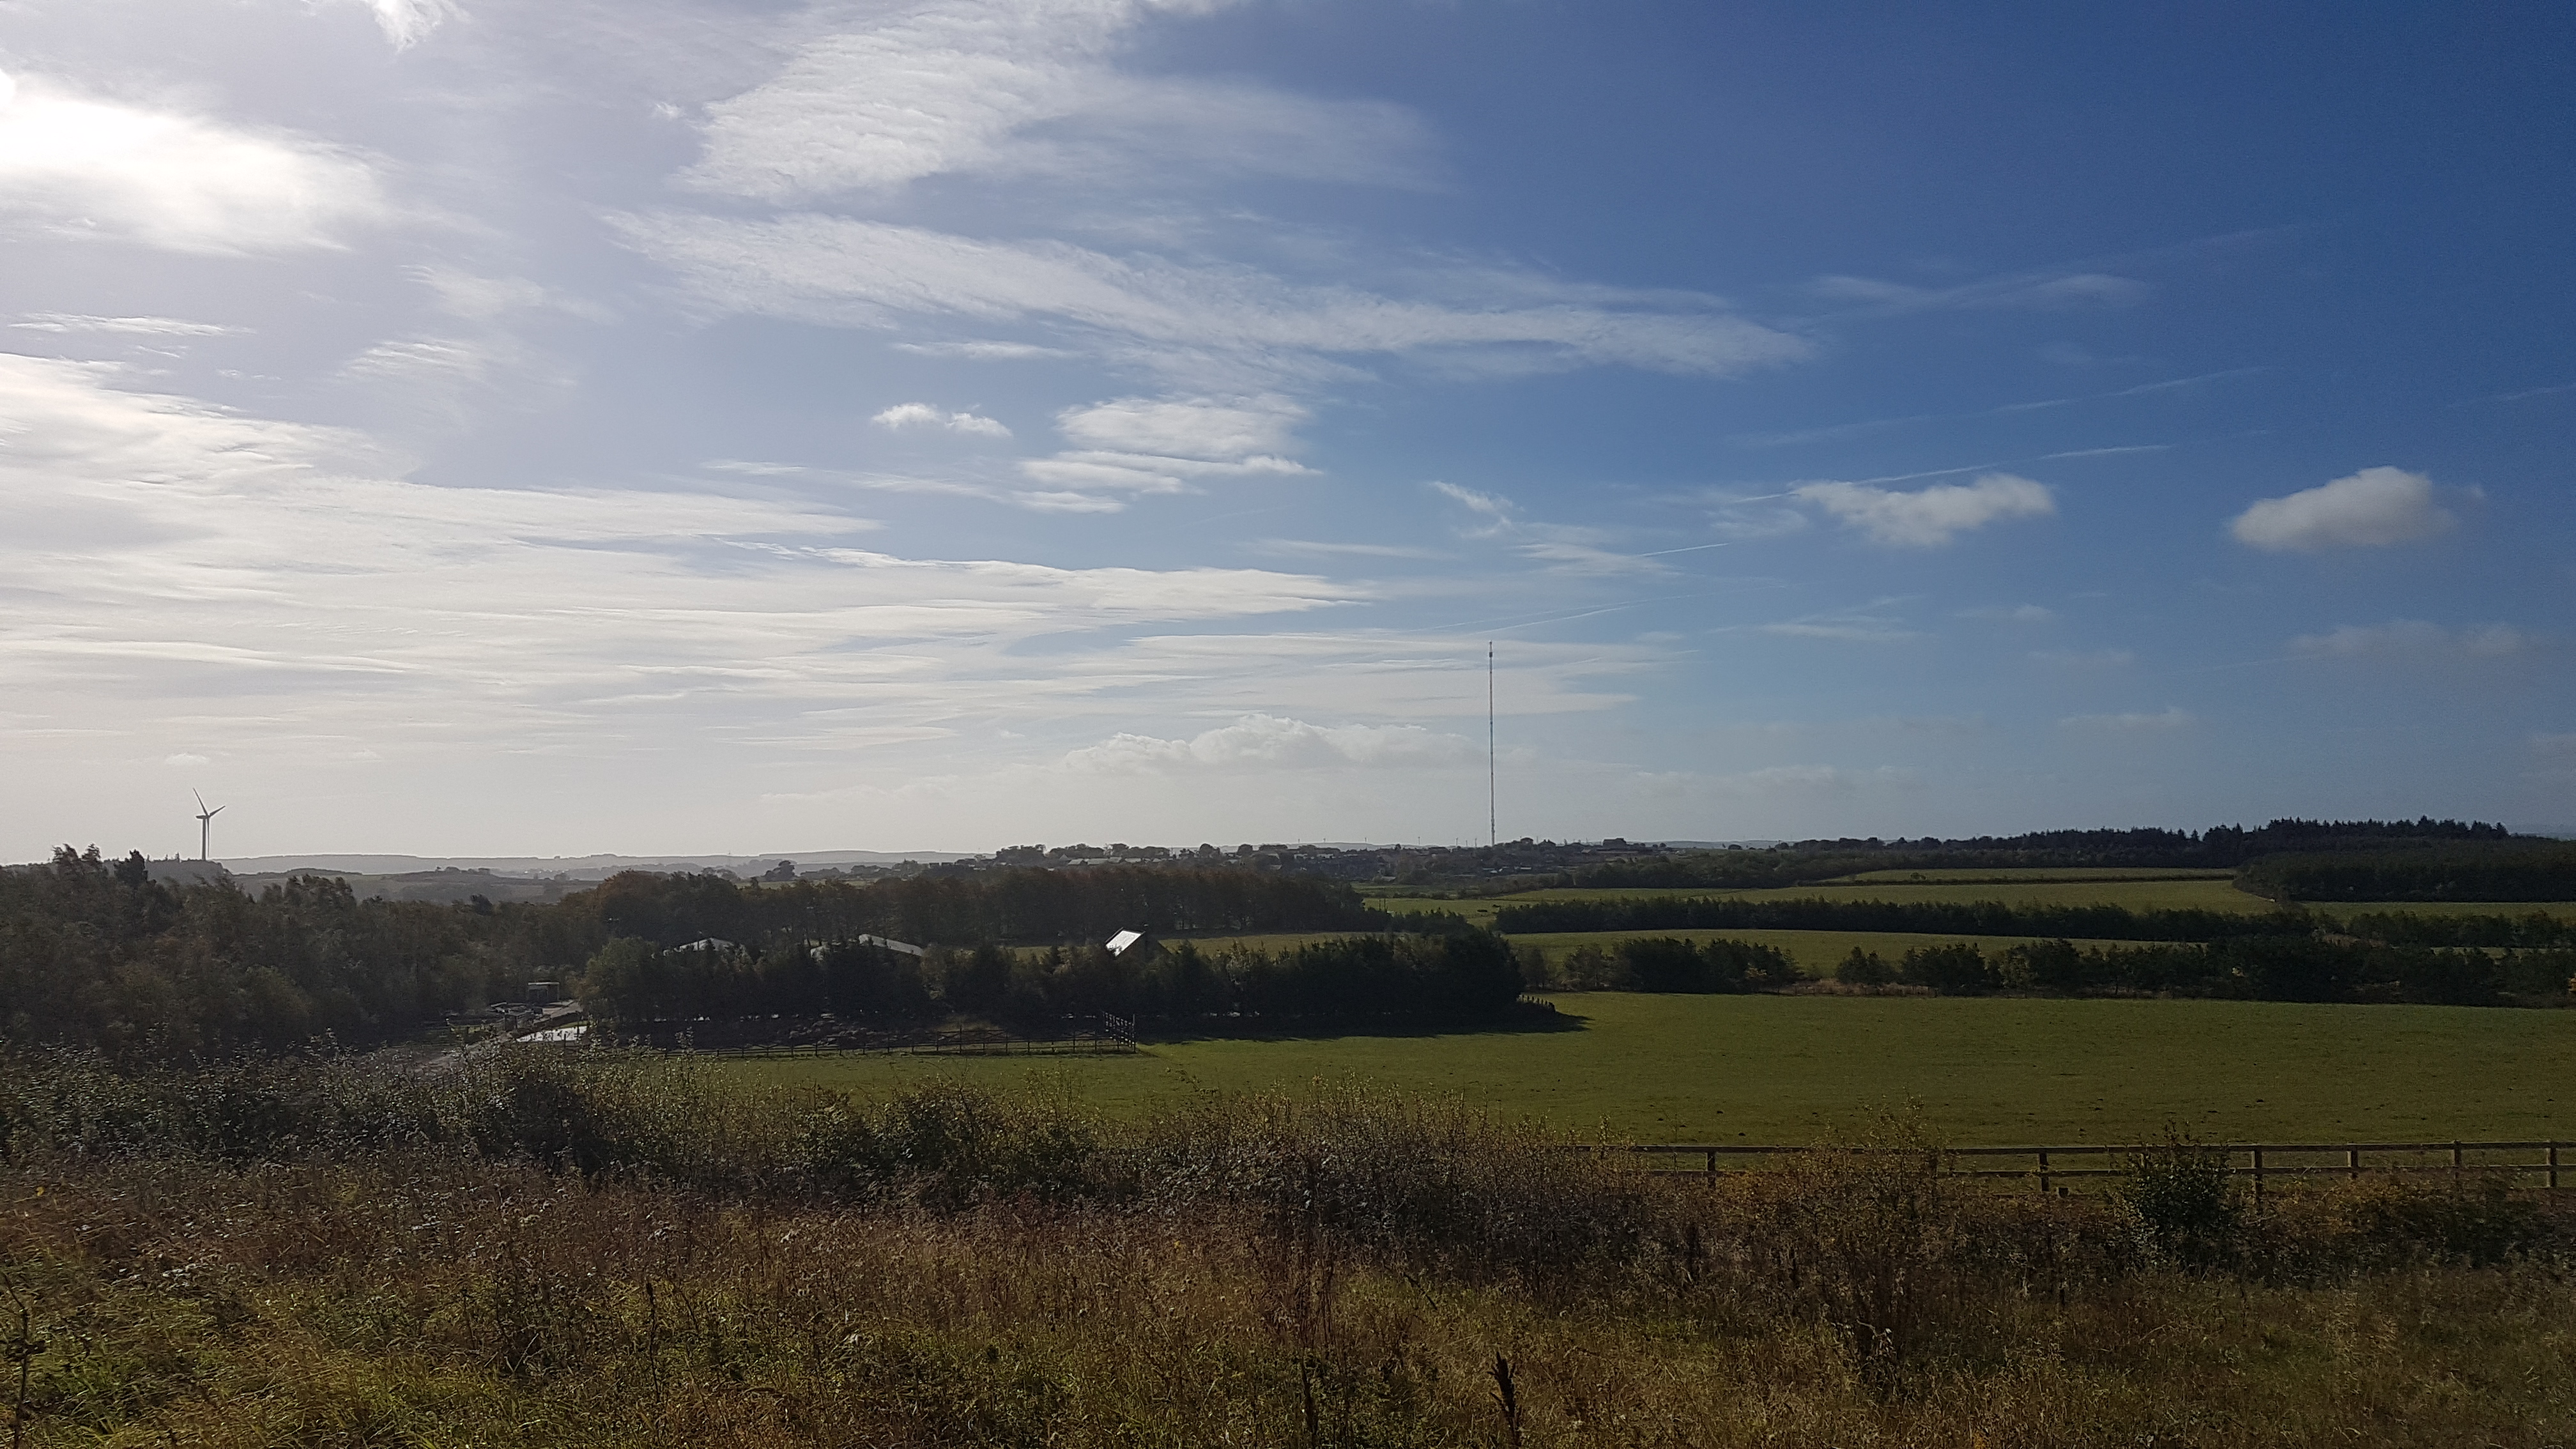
[2552,1143,2562,1192]
[1705,1149,1717,1177]
[2347,1147,2359,1181]
[2251,1146,2264,1205]
[2452,1141,2464,1189]
[2037,1149,2051,1195]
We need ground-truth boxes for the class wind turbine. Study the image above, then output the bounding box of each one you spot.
[192,790,225,862]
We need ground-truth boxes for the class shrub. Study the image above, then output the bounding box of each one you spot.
[2122,1131,2242,1266]
[1898,942,1991,993]
[1834,947,1894,985]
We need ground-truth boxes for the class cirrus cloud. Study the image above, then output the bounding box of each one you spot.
[2288,620,2530,659]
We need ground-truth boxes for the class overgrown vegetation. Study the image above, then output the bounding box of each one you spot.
[1,1051,2570,1445]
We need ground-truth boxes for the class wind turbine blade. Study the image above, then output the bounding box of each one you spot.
[194,789,208,813]
[209,806,226,818]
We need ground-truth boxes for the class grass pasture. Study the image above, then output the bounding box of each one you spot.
[1371,883,2576,929]
[714,992,2576,1146]
[1506,927,2130,977]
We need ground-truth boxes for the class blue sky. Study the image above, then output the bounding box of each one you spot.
[3,0,2570,859]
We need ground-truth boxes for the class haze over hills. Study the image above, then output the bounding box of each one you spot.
[208,850,979,881]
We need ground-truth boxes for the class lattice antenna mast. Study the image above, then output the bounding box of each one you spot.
[1487,642,1496,850]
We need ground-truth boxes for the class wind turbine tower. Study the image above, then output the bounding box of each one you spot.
[193,790,226,862]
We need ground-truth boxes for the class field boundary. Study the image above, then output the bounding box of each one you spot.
[1599,1140,2572,1195]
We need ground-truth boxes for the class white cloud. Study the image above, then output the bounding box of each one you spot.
[873,402,1012,438]
[1639,763,1923,801]
[0,354,1377,760]
[164,753,210,767]
[2229,467,2457,551]
[2288,620,2531,659]
[411,268,610,324]
[1252,540,1444,560]
[350,0,461,50]
[1063,713,1475,774]
[1811,270,2147,313]
[11,314,243,337]
[2060,707,2195,731]
[1754,620,1920,644]
[678,0,1428,200]
[1793,473,2056,546]
[1014,489,1130,514]
[1057,395,1301,458]
[1963,604,2055,622]
[0,73,387,254]
[616,213,1809,384]
[1428,480,1515,536]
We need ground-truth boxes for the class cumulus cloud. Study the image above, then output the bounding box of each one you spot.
[0,73,387,254]
[1062,713,1475,774]
[2229,467,2457,551]
[2060,707,2195,731]
[2288,620,2530,659]
[1793,473,2056,546]
[873,402,1012,438]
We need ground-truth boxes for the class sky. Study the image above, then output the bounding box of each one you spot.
[3,0,2572,860]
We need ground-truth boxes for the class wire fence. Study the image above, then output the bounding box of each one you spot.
[1593,1140,2572,1196]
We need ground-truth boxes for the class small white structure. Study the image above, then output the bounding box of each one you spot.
[1105,929,1160,961]
[673,937,737,953]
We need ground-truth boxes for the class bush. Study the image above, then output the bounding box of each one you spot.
[1899,942,1991,992]
[1834,947,1894,985]
[2122,1132,2242,1266]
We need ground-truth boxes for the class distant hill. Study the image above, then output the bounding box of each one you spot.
[217,849,979,880]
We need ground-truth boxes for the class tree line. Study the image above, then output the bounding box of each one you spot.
[1491,896,2314,941]
[1821,935,2574,1007]
[1568,818,2522,889]
[576,931,1529,1031]
[0,851,1390,1058]
[2240,844,2576,903]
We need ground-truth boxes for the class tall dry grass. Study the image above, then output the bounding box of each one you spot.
[0,1048,2570,1445]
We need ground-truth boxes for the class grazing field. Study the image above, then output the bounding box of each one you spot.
[712,992,2576,1145]
[1830,867,2239,883]
[1506,928,2131,977]
[1373,884,2576,929]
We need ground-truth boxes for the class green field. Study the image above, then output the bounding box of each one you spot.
[1830,866,2239,882]
[1371,883,2576,929]
[1508,928,2130,976]
[713,992,2576,1145]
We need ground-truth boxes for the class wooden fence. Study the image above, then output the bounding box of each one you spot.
[1598,1141,2572,1197]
